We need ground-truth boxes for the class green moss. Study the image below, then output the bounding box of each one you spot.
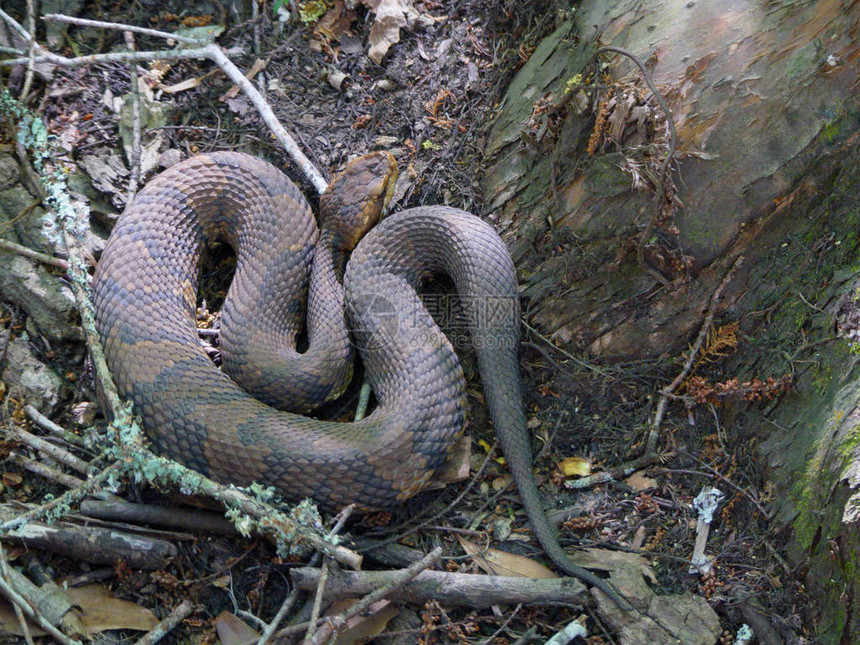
[822,120,841,143]
[839,422,860,460]
[298,0,328,24]
[585,154,632,198]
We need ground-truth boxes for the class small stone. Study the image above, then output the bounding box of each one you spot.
[0,254,83,342]
[1,337,68,414]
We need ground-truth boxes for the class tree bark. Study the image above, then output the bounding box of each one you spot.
[481,1,860,642]
[483,0,859,360]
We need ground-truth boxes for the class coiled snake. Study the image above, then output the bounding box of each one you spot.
[92,151,626,605]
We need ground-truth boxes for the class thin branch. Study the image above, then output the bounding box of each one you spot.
[0,547,81,645]
[0,460,123,532]
[24,405,91,450]
[650,256,744,452]
[133,599,194,645]
[0,238,69,270]
[303,560,330,645]
[0,543,35,645]
[662,256,745,396]
[0,8,34,44]
[305,547,443,645]
[8,451,86,489]
[20,0,35,100]
[0,44,217,71]
[12,424,90,474]
[42,14,208,45]
[124,30,141,200]
[0,27,328,193]
[480,603,521,645]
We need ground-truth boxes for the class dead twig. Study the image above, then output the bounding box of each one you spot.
[19,0,35,101]
[42,14,208,45]
[0,11,327,193]
[0,543,80,645]
[12,423,90,474]
[24,404,90,450]
[645,257,744,453]
[7,451,86,489]
[290,565,588,612]
[0,543,34,645]
[303,560,331,645]
[78,499,237,535]
[480,603,522,645]
[304,547,443,645]
[0,460,123,532]
[133,599,194,645]
[299,505,354,645]
[0,238,70,270]
[124,30,141,201]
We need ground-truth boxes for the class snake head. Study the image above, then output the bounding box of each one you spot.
[319,151,398,251]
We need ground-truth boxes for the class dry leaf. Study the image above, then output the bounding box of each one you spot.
[361,0,441,63]
[215,611,260,645]
[160,76,203,94]
[0,584,158,636]
[570,547,657,583]
[326,599,399,644]
[210,575,231,589]
[457,536,557,578]
[314,0,357,43]
[2,472,22,487]
[625,472,658,491]
[558,456,591,478]
[160,67,220,94]
[433,433,471,486]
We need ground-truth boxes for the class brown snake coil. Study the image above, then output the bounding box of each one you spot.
[92,151,625,604]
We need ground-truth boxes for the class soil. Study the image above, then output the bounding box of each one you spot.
[0,1,819,643]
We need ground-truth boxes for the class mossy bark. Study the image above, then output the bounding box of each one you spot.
[482,0,860,359]
[481,0,860,641]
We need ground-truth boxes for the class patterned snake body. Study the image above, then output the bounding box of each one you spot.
[93,151,626,605]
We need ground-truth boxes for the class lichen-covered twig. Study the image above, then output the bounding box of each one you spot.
[0,460,122,532]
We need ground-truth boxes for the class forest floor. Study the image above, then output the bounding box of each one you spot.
[0,1,818,643]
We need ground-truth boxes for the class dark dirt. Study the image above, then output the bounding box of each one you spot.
[0,1,819,643]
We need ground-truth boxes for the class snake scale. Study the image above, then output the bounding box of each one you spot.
[92,151,627,606]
